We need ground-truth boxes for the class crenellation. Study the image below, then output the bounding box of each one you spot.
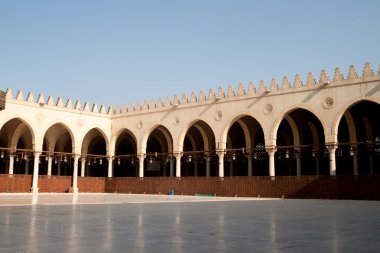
[333,68,344,81]
[173,95,180,106]
[26,92,35,103]
[142,100,149,111]
[5,88,13,99]
[293,74,303,88]
[319,69,329,84]
[270,79,279,91]
[190,92,197,103]
[37,94,44,104]
[199,91,206,101]
[83,102,90,112]
[247,82,255,95]
[150,99,156,110]
[3,63,377,117]
[92,103,99,113]
[236,83,245,96]
[164,96,171,107]
[208,89,215,101]
[181,93,188,104]
[281,76,291,90]
[306,72,316,87]
[363,62,374,77]
[115,105,121,114]
[227,85,235,97]
[74,100,81,110]
[66,99,73,109]
[157,97,164,108]
[107,105,113,115]
[217,87,225,99]
[56,97,64,107]
[100,105,106,114]
[257,80,267,94]
[347,65,358,79]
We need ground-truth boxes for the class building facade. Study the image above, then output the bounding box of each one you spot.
[0,63,379,193]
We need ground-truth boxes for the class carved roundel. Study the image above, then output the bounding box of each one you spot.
[214,110,223,121]
[173,116,180,126]
[264,104,273,115]
[322,97,334,109]
[136,120,143,129]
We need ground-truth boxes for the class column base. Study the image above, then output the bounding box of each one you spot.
[30,187,39,194]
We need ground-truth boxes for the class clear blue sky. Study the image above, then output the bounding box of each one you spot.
[1,0,379,108]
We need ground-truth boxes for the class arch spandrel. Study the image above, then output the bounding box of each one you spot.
[177,119,216,153]
[332,97,380,140]
[81,127,110,156]
[112,128,138,155]
[0,117,36,151]
[220,113,266,149]
[42,122,76,154]
[271,105,327,145]
[140,123,173,154]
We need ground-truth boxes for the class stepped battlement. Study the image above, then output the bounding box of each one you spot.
[3,63,379,116]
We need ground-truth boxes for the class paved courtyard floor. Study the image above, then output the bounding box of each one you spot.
[0,193,379,252]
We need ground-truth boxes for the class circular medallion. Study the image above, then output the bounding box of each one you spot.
[136,120,143,129]
[322,97,334,109]
[173,117,180,126]
[264,104,273,115]
[214,111,223,121]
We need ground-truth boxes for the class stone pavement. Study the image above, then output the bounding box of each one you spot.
[0,193,379,252]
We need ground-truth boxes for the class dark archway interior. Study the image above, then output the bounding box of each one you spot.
[114,131,137,177]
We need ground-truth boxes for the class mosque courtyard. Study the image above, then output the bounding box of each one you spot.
[0,193,379,252]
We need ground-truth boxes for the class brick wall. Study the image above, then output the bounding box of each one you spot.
[1,174,379,199]
[0,174,32,192]
[38,176,72,193]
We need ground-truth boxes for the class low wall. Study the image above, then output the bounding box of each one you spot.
[38,176,73,193]
[1,175,379,200]
[105,176,380,200]
[0,174,33,192]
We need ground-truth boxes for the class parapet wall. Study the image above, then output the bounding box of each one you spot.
[3,63,380,117]
[1,174,379,200]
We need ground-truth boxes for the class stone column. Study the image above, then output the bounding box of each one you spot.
[229,159,233,177]
[369,154,374,176]
[174,153,182,178]
[206,157,211,177]
[81,158,86,177]
[217,151,225,178]
[315,157,320,176]
[47,156,52,176]
[353,151,359,176]
[295,153,301,176]
[194,159,198,177]
[25,157,30,175]
[267,148,276,177]
[107,158,113,178]
[138,154,145,178]
[31,152,41,193]
[328,145,337,176]
[169,158,174,177]
[8,154,14,175]
[247,155,253,176]
[72,155,79,193]
[57,161,61,176]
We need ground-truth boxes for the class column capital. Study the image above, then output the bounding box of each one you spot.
[325,142,338,151]
[33,151,42,156]
[173,152,183,159]
[216,149,225,157]
[265,146,277,154]
[137,153,146,160]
